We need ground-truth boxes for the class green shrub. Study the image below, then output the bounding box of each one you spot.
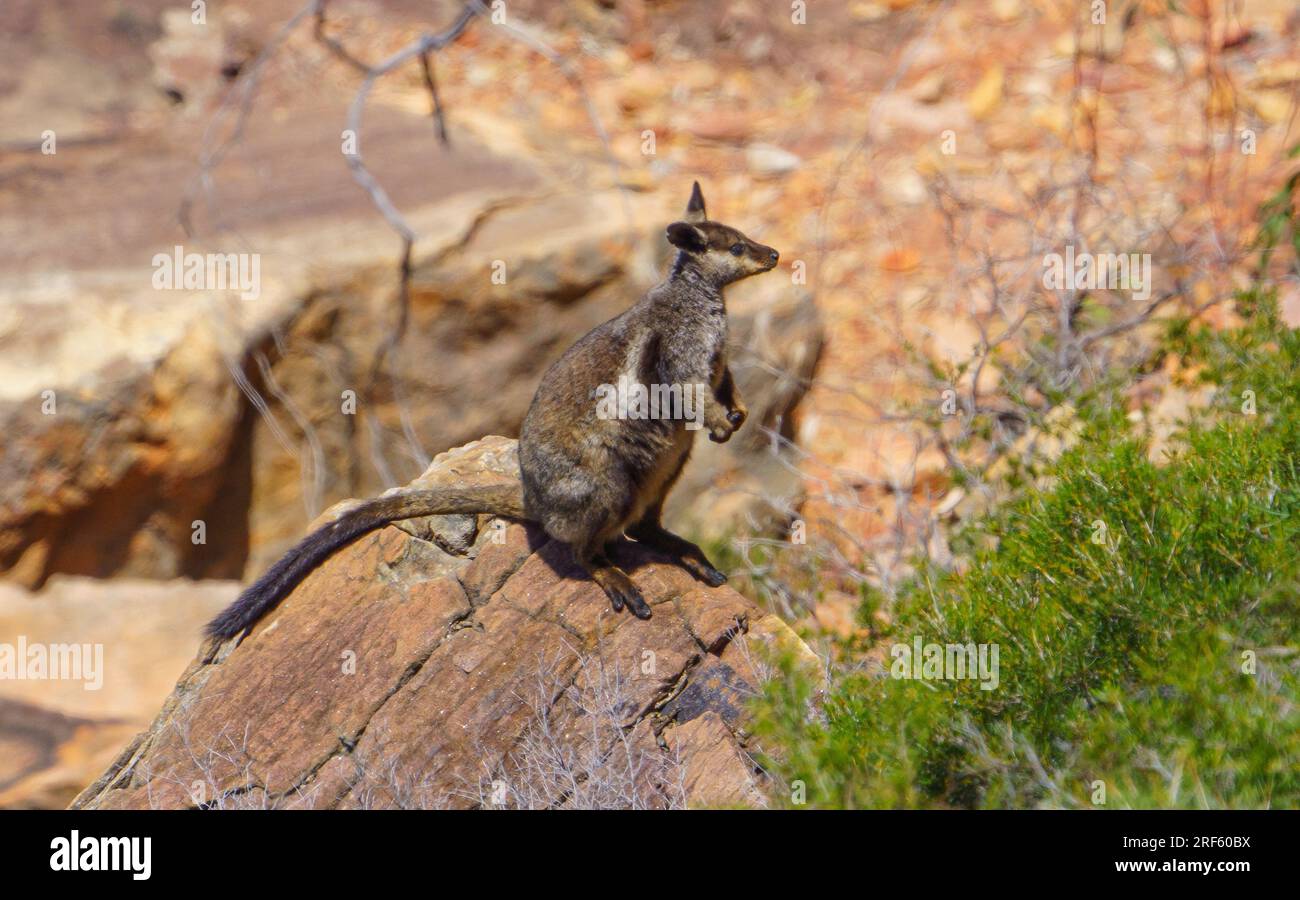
[753,295,1300,808]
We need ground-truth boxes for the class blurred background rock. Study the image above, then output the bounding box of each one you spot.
[1,0,1296,806]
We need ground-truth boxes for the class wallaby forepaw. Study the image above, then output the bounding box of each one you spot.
[709,407,746,443]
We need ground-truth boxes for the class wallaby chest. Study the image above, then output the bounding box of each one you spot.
[646,287,729,389]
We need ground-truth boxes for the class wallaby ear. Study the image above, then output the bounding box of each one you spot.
[666,221,708,253]
[684,181,707,224]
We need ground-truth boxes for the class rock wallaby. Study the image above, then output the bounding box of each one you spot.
[205,183,779,640]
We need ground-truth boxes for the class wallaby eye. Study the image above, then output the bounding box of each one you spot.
[729,243,745,256]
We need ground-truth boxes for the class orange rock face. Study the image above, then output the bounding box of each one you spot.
[73,437,815,810]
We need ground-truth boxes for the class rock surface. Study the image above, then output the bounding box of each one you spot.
[0,699,139,811]
[0,576,236,808]
[72,437,817,809]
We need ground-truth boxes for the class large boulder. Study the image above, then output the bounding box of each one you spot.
[72,437,817,809]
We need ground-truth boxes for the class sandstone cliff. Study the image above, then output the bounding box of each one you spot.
[72,437,818,809]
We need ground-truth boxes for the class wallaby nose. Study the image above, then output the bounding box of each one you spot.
[768,249,780,264]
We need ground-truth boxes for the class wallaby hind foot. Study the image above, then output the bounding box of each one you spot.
[626,520,728,588]
[579,546,653,619]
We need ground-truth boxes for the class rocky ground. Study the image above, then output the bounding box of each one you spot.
[0,577,234,807]
[1,0,1297,806]
[72,438,817,809]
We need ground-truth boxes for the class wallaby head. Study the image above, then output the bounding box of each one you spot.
[665,182,779,287]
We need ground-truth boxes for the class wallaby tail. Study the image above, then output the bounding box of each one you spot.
[204,482,525,641]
